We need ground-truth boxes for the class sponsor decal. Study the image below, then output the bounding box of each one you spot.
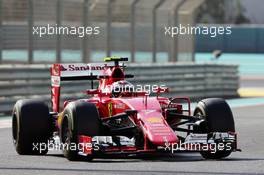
[51,76,60,87]
[146,117,163,123]
[60,65,67,71]
[59,64,106,72]
[114,103,125,109]
[56,63,109,78]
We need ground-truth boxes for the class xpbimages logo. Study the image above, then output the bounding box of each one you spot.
[103,83,168,96]
[165,24,232,38]
[163,140,232,154]
[32,141,100,153]
[32,24,100,37]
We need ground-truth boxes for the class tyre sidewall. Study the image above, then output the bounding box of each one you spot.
[60,101,101,161]
[12,99,50,155]
[194,98,235,159]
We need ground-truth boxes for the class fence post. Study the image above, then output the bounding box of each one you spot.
[169,0,185,62]
[82,0,90,63]
[56,0,62,63]
[152,0,165,63]
[28,0,33,64]
[0,0,2,63]
[106,0,113,57]
[130,0,139,63]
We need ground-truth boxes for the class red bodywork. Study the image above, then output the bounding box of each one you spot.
[50,60,238,155]
[51,62,180,150]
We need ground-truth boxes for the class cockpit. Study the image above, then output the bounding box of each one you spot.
[111,80,134,97]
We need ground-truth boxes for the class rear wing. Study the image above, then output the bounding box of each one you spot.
[50,63,110,112]
[50,58,133,112]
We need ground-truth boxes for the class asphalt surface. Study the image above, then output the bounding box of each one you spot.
[0,105,264,175]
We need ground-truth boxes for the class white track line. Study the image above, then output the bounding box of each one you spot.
[0,119,11,129]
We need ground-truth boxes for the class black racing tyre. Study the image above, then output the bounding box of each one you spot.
[12,99,51,155]
[60,101,101,161]
[194,98,235,159]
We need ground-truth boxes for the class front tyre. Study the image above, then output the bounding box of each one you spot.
[194,98,235,159]
[60,101,101,161]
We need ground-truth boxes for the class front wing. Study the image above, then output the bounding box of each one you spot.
[74,132,239,156]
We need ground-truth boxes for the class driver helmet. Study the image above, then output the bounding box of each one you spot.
[111,80,134,97]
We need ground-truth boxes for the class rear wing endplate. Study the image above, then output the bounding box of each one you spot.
[50,63,109,112]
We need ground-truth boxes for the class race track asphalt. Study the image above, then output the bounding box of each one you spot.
[0,105,263,175]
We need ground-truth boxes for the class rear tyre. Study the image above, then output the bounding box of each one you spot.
[12,99,51,155]
[60,101,101,161]
[194,98,235,159]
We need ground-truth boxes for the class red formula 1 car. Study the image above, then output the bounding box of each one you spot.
[12,57,239,161]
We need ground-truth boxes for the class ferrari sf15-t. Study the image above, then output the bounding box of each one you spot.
[12,57,239,161]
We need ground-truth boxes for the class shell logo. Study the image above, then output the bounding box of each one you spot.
[146,117,162,123]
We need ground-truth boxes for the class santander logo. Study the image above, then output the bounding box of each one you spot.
[60,64,106,72]
[60,65,67,71]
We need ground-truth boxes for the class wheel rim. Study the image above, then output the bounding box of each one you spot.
[194,109,208,132]
[194,110,205,120]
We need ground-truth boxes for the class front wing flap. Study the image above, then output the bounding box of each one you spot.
[76,132,239,156]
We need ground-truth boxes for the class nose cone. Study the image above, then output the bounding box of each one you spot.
[120,97,179,146]
[141,115,178,146]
